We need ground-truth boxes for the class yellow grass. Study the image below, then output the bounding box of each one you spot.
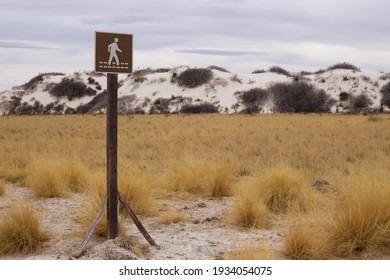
[230,166,319,229]
[282,221,330,260]
[23,157,90,198]
[326,175,390,257]
[0,203,48,255]
[282,173,390,259]
[62,159,89,192]
[1,114,390,259]
[256,166,318,214]
[75,174,121,237]
[1,114,389,191]
[118,172,158,216]
[229,181,273,228]
[24,159,70,198]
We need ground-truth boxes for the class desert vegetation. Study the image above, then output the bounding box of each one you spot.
[180,102,218,114]
[381,82,390,107]
[235,88,269,113]
[326,62,361,72]
[21,72,64,90]
[269,81,335,113]
[0,114,390,259]
[0,203,47,255]
[50,78,97,101]
[268,66,291,76]
[175,68,213,88]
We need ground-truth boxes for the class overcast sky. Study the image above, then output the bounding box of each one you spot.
[1,0,389,90]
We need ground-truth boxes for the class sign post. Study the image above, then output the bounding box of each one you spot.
[96,31,133,239]
[106,73,118,239]
[72,32,158,257]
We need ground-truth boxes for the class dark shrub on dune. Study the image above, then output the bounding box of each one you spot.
[176,68,213,88]
[180,102,218,114]
[326,62,361,72]
[50,78,96,101]
[269,81,335,113]
[380,82,390,107]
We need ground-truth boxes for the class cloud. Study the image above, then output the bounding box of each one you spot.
[175,48,269,56]
[0,41,58,51]
[81,15,154,26]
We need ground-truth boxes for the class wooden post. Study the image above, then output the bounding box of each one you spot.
[107,73,118,239]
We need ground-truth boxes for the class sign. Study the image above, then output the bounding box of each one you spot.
[95,31,133,74]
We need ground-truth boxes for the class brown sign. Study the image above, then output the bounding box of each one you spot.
[95,32,133,74]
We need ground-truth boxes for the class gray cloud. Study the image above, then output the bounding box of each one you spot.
[175,48,269,56]
[0,41,58,50]
[81,15,154,26]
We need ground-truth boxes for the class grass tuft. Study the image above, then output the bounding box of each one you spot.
[118,173,157,217]
[62,160,89,192]
[165,157,206,195]
[208,162,233,198]
[257,166,314,214]
[327,180,390,257]
[283,222,329,259]
[0,203,48,255]
[75,173,113,237]
[24,159,69,198]
[230,182,273,228]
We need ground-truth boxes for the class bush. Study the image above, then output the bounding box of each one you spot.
[18,103,34,115]
[24,159,69,198]
[0,204,48,255]
[257,166,314,214]
[50,78,96,101]
[132,68,155,78]
[149,98,171,114]
[230,184,273,228]
[235,88,269,113]
[176,68,213,88]
[64,107,77,114]
[87,77,95,84]
[155,68,171,73]
[252,69,266,74]
[180,103,218,114]
[327,184,390,257]
[22,72,64,90]
[76,91,107,114]
[283,224,328,260]
[118,95,137,114]
[208,65,230,73]
[269,81,335,113]
[118,173,157,216]
[339,92,349,101]
[347,93,372,113]
[268,66,291,76]
[0,98,20,114]
[53,103,64,114]
[327,62,361,72]
[380,82,390,107]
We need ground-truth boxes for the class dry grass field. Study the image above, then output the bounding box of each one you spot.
[0,113,390,259]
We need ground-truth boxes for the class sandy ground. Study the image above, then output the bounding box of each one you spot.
[0,183,283,260]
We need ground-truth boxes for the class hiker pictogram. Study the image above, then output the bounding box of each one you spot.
[108,38,122,66]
